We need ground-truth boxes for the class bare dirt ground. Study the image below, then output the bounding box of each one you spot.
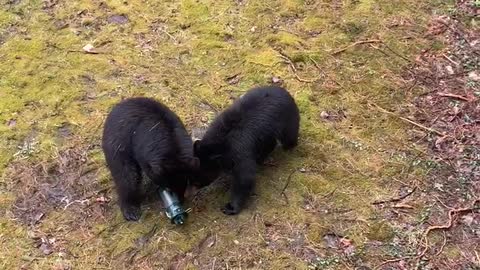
[0,1,478,269]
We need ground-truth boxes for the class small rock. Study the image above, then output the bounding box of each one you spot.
[82,44,98,54]
[7,119,16,128]
[320,111,329,119]
[468,71,480,81]
[271,76,282,84]
[299,168,306,173]
[445,65,454,75]
[39,243,53,255]
[250,26,257,32]
[233,240,239,245]
[107,14,129,24]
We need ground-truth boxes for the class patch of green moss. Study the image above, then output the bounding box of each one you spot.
[367,221,395,242]
[246,48,280,67]
[266,32,303,48]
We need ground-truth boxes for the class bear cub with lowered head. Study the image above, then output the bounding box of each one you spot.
[193,86,300,215]
[102,97,199,221]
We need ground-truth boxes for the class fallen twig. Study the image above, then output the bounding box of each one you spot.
[371,102,445,136]
[393,203,415,209]
[442,54,459,66]
[373,186,417,205]
[374,257,412,270]
[331,39,382,55]
[308,56,344,87]
[437,92,472,102]
[415,199,480,267]
[277,51,318,83]
[435,231,447,257]
[280,169,296,205]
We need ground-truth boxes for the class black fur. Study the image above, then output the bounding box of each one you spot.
[193,86,300,215]
[102,97,199,221]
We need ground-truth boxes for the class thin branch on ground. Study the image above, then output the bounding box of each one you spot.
[437,92,472,102]
[415,199,480,267]
[370,102,445,136]
[331,39,382,55]
[280,169,297,205]
[372,186,417,205]
[382,43,413,63]
[393,203,414,209]
[435,231,447,257]
[308,56,344,87]
[374,257,412,270]
[442,53,459,66]
[277,51,319,83]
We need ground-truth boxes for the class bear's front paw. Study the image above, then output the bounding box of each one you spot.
[121,204,142,221]
[221,202,240,215]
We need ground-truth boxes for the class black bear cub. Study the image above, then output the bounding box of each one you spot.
[193,86,300,215]
[102,97,199,221]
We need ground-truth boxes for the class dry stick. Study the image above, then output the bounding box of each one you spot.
[437,92,471,102]
[277,51,318,83]
[371,102,445,136]
[309,56,344,87]
[331,39,382,55]
[435,231,447,257]
[382,43,413,63]
[372,186,417,205]
[442,53,459,66]
[374,257,412,270]
[280,169,297,205]
[415,199,480,267]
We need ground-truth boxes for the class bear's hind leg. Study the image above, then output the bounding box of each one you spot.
[109,156,143,221]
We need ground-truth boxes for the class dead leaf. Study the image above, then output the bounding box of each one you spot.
[271,76,282,84]
[468,71,480,81]
[33,212,44,224]
[108,14,129,24]
[323,233,341,249]
[434,182,444,191]
[7,119,16,128]
[461,214,474,226]
[39,243,53,255]
[95,196,110,203]
[207,236,216,247]
[226,74,241,85]
[393,203,414,209]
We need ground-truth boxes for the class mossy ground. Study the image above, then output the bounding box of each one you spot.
[0,0,475,269]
